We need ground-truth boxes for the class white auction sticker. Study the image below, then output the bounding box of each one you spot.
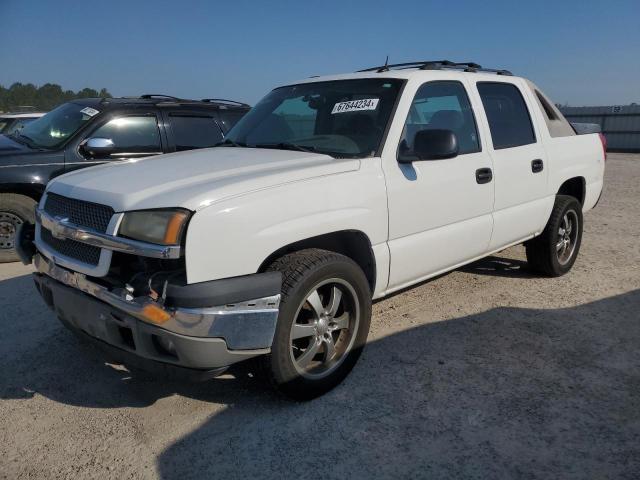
[80,107,100,117]
[331,98,379,114]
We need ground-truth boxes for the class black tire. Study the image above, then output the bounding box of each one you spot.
[263,248,372,400]
[526,195,583,277]
[0,194,37,263]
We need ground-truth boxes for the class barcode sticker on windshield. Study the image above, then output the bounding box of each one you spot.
[331,98,379,114]
[80,107,99,117]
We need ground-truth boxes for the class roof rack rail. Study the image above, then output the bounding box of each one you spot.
[358,60,450,73]
[139,94,184,101]
[357,60,512,76]
[201,98,250,107]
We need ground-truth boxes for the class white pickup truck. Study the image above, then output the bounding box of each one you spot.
[24,61,605,399]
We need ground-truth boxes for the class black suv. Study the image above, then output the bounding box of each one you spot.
[0,95,249,262]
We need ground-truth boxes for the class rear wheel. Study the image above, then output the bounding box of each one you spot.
[0,194,37,263]
[264,249,372,400]
[526,195,583,277]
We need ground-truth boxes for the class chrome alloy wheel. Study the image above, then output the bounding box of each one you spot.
[556,209,579,265]
[0,212,22,250]
[289,278,360,379]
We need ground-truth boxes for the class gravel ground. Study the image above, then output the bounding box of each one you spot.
[1,153,639,479]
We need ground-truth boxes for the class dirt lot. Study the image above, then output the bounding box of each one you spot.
[1,153,639,479]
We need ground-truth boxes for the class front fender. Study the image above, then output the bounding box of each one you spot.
[184,159,388,284]
[0,150,66,191]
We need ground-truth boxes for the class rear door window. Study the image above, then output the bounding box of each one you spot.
[477,82,536,149]
[169,115,224,151]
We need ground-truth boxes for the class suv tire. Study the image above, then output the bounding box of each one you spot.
[264,249,372,400]
[0,194,36,263]
[526,195,583,277]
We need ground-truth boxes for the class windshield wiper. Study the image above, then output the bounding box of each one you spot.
[214,138,246,148]
[19,133,36,144]
[7,132,34,148]
[18,132,49,150]
[254,142,317,153]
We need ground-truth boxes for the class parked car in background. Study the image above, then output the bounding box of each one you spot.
[0,111,46,135]
[0,95,249,262]
[23,61,605,399]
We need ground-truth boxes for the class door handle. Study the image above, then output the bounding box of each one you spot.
[476,168,493,184]
[531,159,544,173]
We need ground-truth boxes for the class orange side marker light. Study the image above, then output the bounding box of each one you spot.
[142,304,171,324]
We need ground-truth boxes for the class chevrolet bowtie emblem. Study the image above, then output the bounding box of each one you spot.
[51,216,70,240]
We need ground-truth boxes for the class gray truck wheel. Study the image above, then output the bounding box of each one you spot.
[0,194,37,263]
[526,195,583,277]
[264,249,372,400]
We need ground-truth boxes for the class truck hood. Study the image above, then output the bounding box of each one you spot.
[47,147,360,212]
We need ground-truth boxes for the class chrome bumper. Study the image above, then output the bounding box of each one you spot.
[36,208,181,259]
[34,254,280,350]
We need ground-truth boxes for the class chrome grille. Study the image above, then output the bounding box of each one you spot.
[41,228,101,266]
[44,193,114,233]
[41,193,113,267]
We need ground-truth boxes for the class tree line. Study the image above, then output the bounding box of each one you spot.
[0,82,112,112]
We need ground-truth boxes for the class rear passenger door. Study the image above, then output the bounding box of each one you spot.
[474,81,549,249]
[163,112,225,152]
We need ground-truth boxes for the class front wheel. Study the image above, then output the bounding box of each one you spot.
[0,194,37,263]
[264,249,372,400]
[526,195,583,277]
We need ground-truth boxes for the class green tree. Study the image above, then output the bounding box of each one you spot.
[0,83,112,112]
[77,87,99,98]
[35,83,65,110]
[6,82,38,109]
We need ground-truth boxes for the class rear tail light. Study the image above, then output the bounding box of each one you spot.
[598,133,607,162]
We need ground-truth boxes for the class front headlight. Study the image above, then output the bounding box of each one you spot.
[118,209,191,246]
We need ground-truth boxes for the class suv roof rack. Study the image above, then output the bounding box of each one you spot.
[116,95,250,107]
[358,60,513,76]
[139,94,184,101]
[201,98,250,107]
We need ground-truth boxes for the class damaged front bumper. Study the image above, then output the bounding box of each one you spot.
[33,254,281,377]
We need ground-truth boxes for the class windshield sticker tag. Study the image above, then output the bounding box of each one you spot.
[80,107,99,117]
[331,98,379,114]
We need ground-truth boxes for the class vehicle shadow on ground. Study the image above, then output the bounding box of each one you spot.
[2,275,640,478]
[153,289,640,479]
[460,255,534,278]
[0,272,273,409]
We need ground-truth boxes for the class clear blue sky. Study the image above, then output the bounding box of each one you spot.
[1,0,639,106]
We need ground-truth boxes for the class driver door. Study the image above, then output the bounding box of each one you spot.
[383,80,495,291]
[65,112,165,171]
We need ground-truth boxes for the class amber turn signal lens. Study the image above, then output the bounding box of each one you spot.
[142,304,171,324]
[163,211,189,245]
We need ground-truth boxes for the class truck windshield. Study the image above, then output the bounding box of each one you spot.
[15,103,97,149]
[225,78,405,158]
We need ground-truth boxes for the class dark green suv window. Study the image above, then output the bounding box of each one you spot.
[170,115,224,151]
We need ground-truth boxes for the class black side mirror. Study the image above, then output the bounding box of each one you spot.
[81,137,115,157]
[398,129,459,163]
